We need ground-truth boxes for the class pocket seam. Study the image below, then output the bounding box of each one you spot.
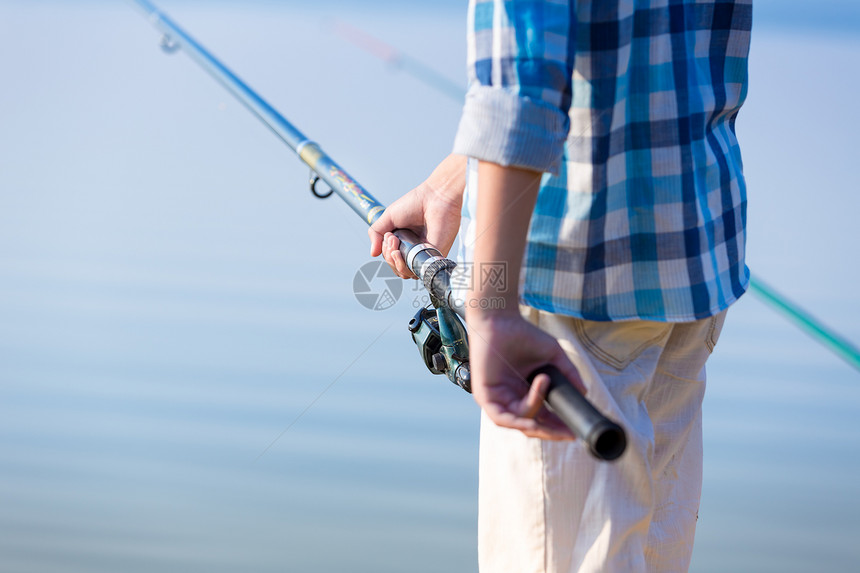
[705,316,718,354]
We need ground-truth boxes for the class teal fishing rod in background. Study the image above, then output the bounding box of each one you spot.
[129,0,627,461]
[334,23,860,375]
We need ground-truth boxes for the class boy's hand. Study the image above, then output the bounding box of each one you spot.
[368,154,466,278]
[466,310,584,441]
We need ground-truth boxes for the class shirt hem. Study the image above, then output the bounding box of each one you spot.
[520,282,750,323]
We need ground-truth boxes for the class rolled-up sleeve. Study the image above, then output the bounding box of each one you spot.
[453,0,575,174]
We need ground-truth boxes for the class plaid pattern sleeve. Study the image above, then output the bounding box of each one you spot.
[453,0,577,174]
[454,0,752,322]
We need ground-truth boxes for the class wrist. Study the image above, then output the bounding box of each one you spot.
[427,154,467,205]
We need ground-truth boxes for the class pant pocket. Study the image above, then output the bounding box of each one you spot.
[572,319,673,371]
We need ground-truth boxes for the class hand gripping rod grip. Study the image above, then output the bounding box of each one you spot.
[398,231,627,461]
[528,365,626,461]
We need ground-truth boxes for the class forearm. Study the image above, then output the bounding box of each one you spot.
[467,161,542,316]
[423,153,468,205]
[462,161,580,440]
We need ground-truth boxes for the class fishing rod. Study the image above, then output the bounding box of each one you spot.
[334,22,860,375]
[129,0,626,461]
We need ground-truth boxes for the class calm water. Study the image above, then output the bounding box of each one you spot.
[1,1,859,571]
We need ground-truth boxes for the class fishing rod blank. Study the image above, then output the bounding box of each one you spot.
[130,0,386,225]
[130,0,626,461]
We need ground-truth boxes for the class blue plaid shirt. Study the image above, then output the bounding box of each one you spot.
[453,0,751,322]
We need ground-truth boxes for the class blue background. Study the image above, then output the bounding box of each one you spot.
[1,1,859,571]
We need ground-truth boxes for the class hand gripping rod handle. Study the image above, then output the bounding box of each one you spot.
[399,231,627,461]
[528,365,626,461]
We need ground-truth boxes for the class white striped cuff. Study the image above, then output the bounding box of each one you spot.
[453,86,568,174]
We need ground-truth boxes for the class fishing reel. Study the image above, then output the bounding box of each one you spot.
[408,305,471,392]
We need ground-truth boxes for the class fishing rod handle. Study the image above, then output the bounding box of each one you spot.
[528,365,626,461]
[395,230,466,316]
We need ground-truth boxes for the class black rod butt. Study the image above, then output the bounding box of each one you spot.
[528,365,627,461]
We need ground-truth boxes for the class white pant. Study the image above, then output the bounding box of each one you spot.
[478,307,727,573]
